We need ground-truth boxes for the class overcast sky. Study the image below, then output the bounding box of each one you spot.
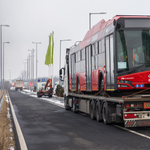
[0,0,150,80]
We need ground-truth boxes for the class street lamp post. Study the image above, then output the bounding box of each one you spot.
[0,25,9,91]
[32,42,41,82]
[89,12,106,29]
[3,42,10,90]
[59,39,71,85]
[25,59,28,82]
[27,54,30,90]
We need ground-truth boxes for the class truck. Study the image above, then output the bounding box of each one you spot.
[37,78,53,98]
[59,15,150,127]
[15,80,23,91]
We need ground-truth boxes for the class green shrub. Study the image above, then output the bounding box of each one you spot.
[56,85,64,97]
[59,88,64,97]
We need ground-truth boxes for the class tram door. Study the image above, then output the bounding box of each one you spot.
[71,53,76,90]
[85,45,92,91]
[105,34,115,90]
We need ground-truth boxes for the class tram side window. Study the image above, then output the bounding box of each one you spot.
[99,40,102,53]
[80,50,82,60]
[81,49,85,60]
[95,42,99,54]
[76,51,80,62]
[75,53,77,63]
[102,39,105,52]
[92,44,95,56]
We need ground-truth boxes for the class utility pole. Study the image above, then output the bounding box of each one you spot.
[28,49,35,90]
[0,25,10,91]
[27,54,30,90]
[32,42,41,83]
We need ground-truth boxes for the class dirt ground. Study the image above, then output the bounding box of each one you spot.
[0,92,16,150]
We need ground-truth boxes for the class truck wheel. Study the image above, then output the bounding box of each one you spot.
[64,95,71,110]
[102,101,110,125]
[48,94,52,98]
[96,101,103,122]
[37,92,40,98]
[90,99,96,120]
[73,97,78,113]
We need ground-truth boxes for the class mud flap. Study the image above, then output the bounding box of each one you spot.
[125,120,150,127]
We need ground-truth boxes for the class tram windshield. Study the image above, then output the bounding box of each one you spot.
[117,29,150,72]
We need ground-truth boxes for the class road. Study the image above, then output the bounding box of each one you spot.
[8,90,150,150]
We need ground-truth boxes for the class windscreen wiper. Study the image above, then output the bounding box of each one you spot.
[127,63,145,74]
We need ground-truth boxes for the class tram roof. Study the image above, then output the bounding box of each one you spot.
[70,15,150,53]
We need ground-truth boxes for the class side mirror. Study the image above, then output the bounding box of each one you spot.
[59,69,62,75]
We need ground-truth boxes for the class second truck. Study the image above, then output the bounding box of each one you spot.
[37,78,53,98]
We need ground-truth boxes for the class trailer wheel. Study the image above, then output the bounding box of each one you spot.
[102,101,110,125]
[90,100,96,120]
[64,95,71,110]
[96,101,103,122]
[73,97,78,113]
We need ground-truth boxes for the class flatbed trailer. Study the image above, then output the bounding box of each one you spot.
[60,56,150,127]
[64,91,150,127]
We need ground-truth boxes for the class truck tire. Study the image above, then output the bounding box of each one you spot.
[102,101,110,125]
[48,94,52,98]
[96,101,103,122]
[73,97,78,113]
[37,92,41,98]
[64,95,71,110]
[90,99,96,120]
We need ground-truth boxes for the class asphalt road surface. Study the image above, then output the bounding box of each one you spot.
[8,90,150,150]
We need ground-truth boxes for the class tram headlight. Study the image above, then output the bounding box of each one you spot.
[118,80,131,84]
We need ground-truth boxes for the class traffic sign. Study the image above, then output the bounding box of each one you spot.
[42,78,45,82]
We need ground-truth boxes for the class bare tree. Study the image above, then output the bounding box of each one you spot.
[20,70,27,80]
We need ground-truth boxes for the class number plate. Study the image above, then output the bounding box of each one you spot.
[144,102,150,109]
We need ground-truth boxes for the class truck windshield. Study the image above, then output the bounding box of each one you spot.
[117,29,150,73]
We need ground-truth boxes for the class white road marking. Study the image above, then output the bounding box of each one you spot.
[114,125,150,140]
[8,92,28,150]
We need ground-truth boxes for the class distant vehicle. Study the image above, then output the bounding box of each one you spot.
[37,78,53,98]
[15,80,24,91]
[37,82,46,92]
